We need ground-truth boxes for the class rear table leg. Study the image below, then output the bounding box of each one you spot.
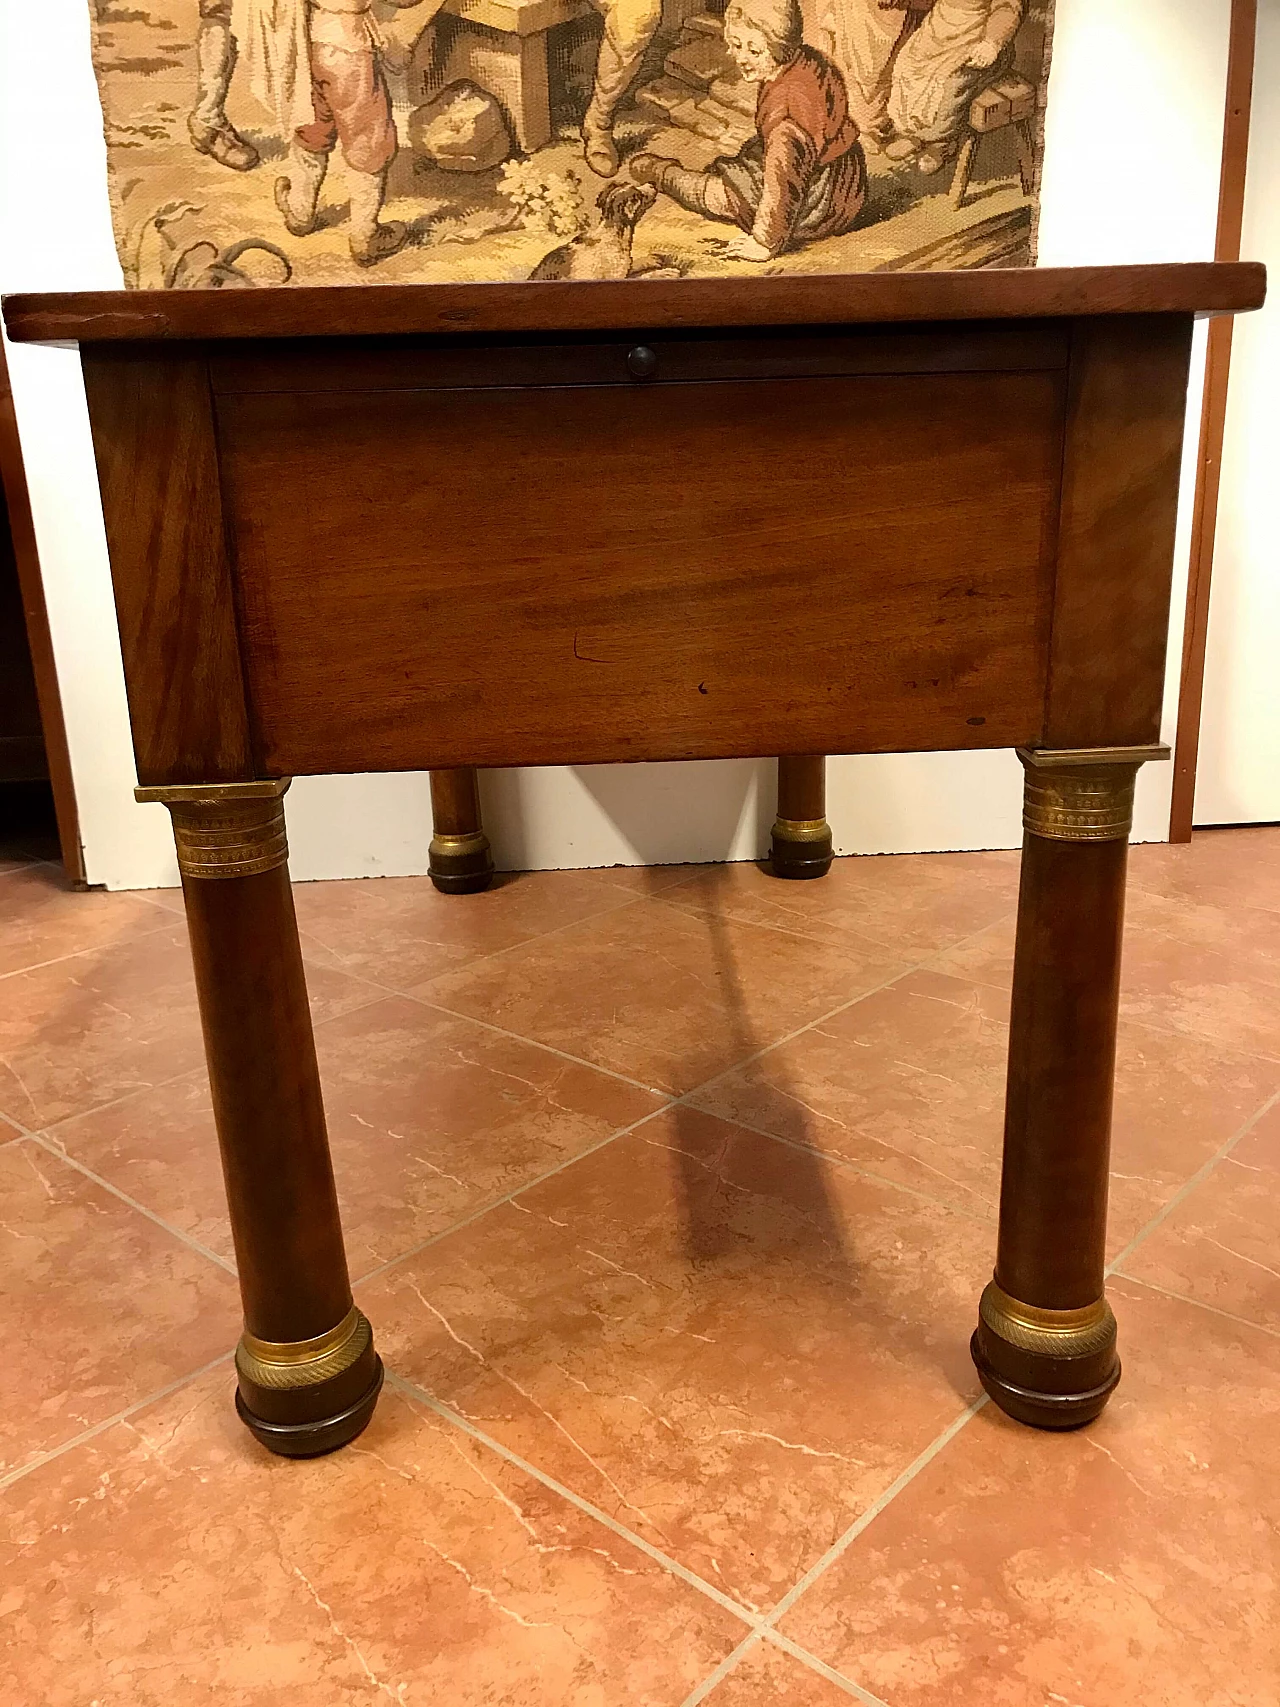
[770,754,834,880]
[428,767,495,894]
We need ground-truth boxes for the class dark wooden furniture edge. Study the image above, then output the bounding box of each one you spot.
[0,337,84,880]
[2,264,1266,345]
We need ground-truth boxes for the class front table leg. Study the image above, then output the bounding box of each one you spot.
[137,779,383,1456]
[971,745,1166,1429]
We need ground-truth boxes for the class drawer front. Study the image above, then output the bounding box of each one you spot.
[214,355,1065,774]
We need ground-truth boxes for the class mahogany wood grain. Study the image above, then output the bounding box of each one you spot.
[80,349,254,785]
[997,833,1129,1313]
[776,755,827,823]
[430,767,484,837]
[2,264,1264,345]
[216,365,1064,773]
[181,860,353,1345]
[1044,315,1196,748]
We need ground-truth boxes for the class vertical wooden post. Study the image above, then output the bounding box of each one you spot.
[770,754,834,879]
[137,778,383,1457]
[428,766,495,893]
[972,745,1165,1429]
[1170,0,1258,839]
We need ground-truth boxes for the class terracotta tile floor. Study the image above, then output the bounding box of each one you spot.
[3,828,1278,1705]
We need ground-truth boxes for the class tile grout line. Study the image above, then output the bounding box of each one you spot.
[27,1132,238,1275]
[352,1102,677,1286]
[676,1635,762,1706]
[930,933,1280,1067]
[298,881,656,995]
[762,1629,892,1705]
[1105,1084,1280,1277]
[0,1351,233,1493]
[0,911,186,986]
[350,905,1024,1292]
[386,1368,922,1705]
[35,1067,211,1138]
[702,1081,1280,1694]
[397,998,671,1097]
[704,1105,999,1229]
[1116,1272,1280,1341]
[2,1102,239,1277]
[764,1396,989,1628]
[312,881,1021,1102]
[3,893,1018,1307]
[721,1089,1280,1681]
[380,1368,765,1629]
[678,1627,893,1707]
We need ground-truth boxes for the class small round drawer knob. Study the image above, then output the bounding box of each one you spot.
[627,345,659,380]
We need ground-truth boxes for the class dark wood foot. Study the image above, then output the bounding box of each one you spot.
[428,767,494,894]
[973,745,1166,1429]
[137,778,381,1457]
[235,1308,384,1457]
[770,754,833,880]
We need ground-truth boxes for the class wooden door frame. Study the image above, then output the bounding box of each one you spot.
[0,335,84,881]
[1170,0,1259,841]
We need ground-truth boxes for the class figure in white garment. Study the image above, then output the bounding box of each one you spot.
[233,0,423,265]
[189,0,259,170]
[886,0,1023,174]
[580,0,665,177]
[808,0,929,153]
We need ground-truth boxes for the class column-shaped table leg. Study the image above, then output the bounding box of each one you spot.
[136,779,383,1457]
[428,767,495,894]
[770,755,834,880]
[971,744,1166,1429]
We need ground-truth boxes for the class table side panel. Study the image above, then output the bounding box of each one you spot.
[1045,313,1196,748]
[81,348,255,785]
[213,364,1066,773]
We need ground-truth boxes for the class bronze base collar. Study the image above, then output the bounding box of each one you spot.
[971,1276,1120,1430]
[233,1305,384,1457]
[428,828,495,894]
[770,815,834,880]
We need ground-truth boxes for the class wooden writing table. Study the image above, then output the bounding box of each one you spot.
[3,265,1264,1457]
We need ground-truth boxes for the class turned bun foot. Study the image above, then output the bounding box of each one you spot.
[234,1306,384,1458]
[769,816,834,880]
[971,1279,1120,1430]
[428,829,495,893]
[428,768,495,893]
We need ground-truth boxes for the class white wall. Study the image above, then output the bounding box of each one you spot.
[1193,1,1280,828]
[0,0,1233,887]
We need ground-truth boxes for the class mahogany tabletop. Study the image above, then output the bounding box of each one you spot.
[1,262,1266,345]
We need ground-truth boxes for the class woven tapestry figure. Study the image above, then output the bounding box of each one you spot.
[87,0,1055,287]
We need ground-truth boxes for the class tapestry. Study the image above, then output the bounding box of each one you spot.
[88,0,1055,288]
